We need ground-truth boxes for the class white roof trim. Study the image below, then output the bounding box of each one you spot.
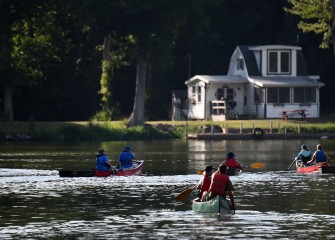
[249,76,324,87]
[248,45,301,51]
[185,75,248,85]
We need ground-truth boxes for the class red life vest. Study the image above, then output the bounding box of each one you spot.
[201,176,211,193]
[208,172,229,196]
[225,158,242,169]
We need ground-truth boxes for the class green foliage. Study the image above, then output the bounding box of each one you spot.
[100,60,112,104]
[92,110,113,122]
[0,122,182,141]
[1,0,334,122]
[2,120,335,142]
[285,0,333,49]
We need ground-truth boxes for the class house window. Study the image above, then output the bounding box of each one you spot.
[192,86,196,96]
[217,88,234,100]
[217,88,224,100]
[237,58,244,70]
[198,86,202,102]
[294,87,316,103]
[226,88,234,100]
[267,87,290,103]
[268,50,290,74]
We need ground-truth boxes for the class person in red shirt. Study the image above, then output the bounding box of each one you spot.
[196,165,213,201]
[206,164,236,213]
[221,152,243,170]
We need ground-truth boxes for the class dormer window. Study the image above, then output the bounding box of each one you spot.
[237,58,244,70]
[267,50,291,75]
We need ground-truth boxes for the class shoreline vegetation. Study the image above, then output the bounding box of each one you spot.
[1,118,335,142]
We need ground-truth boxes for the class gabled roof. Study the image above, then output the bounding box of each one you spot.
[237,45,309,77]
[237,45,261,76]
[185,75,248,85]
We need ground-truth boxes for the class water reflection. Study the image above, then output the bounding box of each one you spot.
[1,139,335,239]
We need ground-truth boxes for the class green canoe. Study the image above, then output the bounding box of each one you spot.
[192,195,234,215]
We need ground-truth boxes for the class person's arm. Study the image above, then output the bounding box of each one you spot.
[236,160,243,169]
[325,152,330,162]
[196,178,203,190]
[227,191,236,214]
[307,153,316,164]
[103,155,112,168]
[106,160,112,169]
[295,152,302,160]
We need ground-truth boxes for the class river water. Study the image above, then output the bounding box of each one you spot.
[0,139,335,239]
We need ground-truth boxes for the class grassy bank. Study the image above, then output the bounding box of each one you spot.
[1,119,335,142]
[0,121,185,142]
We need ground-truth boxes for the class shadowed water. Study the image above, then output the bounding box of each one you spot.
[1,139,335,239]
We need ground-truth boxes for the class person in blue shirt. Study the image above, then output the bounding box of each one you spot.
[307,144,330,165]
[118,145,135,169]
[96,148,112,172]
[295,144,311,166]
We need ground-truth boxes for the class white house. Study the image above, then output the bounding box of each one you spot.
[184,45,324,120]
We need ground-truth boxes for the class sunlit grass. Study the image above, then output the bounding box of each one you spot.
[1,118,335,141]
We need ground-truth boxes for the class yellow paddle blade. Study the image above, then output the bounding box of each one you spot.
[175,187,195,202]
[196,170,204,175]
[249,163,265,169]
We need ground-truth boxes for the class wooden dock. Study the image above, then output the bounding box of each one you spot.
[188,132,335,140]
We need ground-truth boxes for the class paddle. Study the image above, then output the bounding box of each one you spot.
[196,162,265,175]
[286,159,296,171]
[175,185,197,202]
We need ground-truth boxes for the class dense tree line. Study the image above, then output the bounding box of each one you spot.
[0,0,334,123]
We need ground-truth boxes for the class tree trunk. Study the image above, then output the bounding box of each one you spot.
[103,34,111,61]
[4,85,14,121]
[128,46,148,127]
[101,34,111,105]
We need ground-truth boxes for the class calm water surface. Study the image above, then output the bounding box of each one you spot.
[1,139,335,239]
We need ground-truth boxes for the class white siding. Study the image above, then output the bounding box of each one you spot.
[266,104,319,118]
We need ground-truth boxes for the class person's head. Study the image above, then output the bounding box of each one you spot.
[203,165,213,175]
[226,152,235,159]
[218,164,227,174]
[98,148,105,154]
[301,144,309,151]
[317,144,323,150]
[124,145,131,151]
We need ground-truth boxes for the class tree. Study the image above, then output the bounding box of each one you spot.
[114,0,213,126]
[285,0,335,55]
[0,0,74,121]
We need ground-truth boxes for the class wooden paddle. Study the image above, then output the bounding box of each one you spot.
[196,162,265,175]
[286,159,296,171]
[175,185,197,202]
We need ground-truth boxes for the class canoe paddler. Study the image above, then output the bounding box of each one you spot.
[221,152,243,170]
[96,148,113,172]
[196,165,214,201]
[118,145,136,170]
[202,164,236,213]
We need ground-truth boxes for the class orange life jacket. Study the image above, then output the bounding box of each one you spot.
[208,172,229,196]
[201,176,211,193]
